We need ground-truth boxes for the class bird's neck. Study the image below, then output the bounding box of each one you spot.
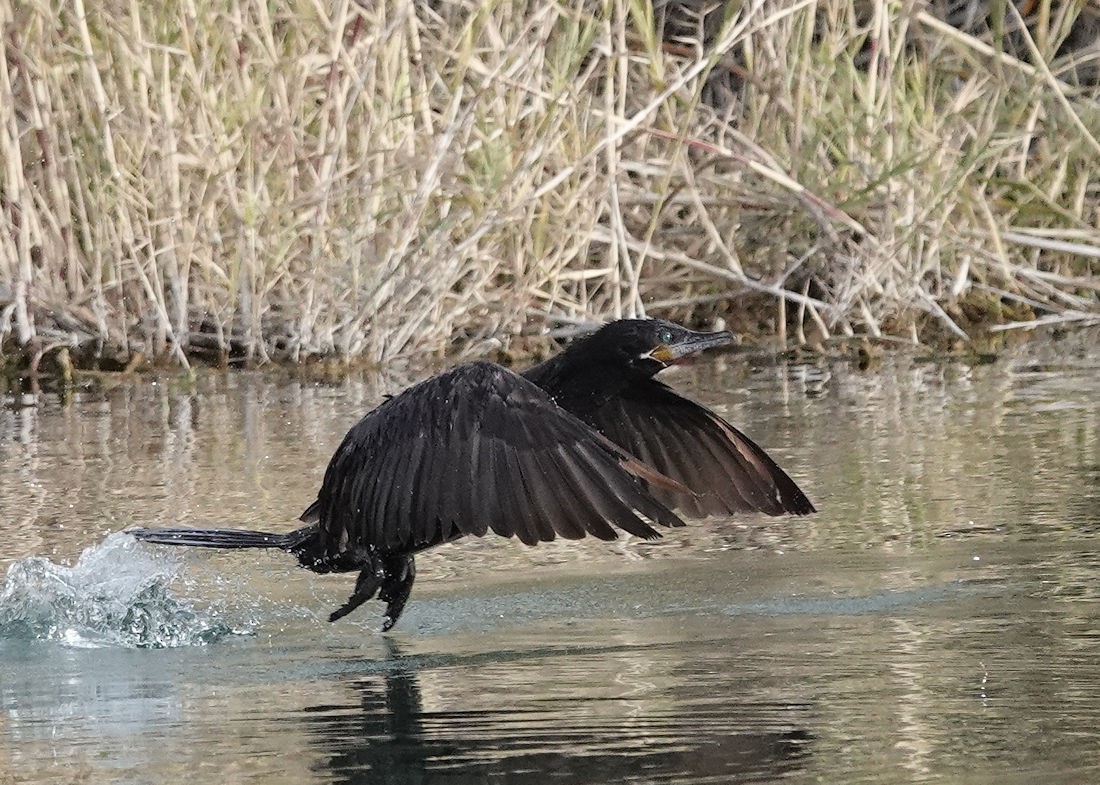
[522,353,639,423]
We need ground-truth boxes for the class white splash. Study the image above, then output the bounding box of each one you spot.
[0,532,238,648]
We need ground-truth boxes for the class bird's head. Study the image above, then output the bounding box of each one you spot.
[581,319,733,378]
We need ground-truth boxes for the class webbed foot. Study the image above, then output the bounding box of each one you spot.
[329,564,383,622]
[378,554,416,632]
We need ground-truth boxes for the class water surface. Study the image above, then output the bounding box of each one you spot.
[1,331,1098,784]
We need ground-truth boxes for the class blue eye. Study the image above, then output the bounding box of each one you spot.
[659,329,673,344]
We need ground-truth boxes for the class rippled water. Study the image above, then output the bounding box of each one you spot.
[1,330,1098,784]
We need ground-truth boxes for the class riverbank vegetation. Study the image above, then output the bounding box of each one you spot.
[2,0,1098,371]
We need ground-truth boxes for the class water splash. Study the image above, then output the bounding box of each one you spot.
[0,532,239,648]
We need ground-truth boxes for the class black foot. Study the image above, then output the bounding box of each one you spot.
[378,554,416,632]
[328,564,383,622]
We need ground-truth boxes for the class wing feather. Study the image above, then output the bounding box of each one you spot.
[301,362,688,561]
[587,379,815,517]
[499,445,546,546]
[388,431,420,550]
[465,427,493,538]
[550,445,624,541]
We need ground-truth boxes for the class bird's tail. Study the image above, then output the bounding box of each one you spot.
[128,524,317,553]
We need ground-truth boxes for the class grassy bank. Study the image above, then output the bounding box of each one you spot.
[2,0,1098,371]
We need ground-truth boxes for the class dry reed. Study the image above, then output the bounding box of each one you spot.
[1,0,1098,369]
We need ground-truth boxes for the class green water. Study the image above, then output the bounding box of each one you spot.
[1,330,1098,784]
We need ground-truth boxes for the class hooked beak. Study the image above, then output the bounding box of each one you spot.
[647,329,733,365]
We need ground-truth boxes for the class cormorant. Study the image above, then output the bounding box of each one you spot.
[130,318,814,630]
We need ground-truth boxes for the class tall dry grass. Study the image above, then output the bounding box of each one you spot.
[1,0,1098,368]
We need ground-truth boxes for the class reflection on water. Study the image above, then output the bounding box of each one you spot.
[302,638,811,785]
[1,328,1099,784]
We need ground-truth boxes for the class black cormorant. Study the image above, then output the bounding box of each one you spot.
[130,319,814,630]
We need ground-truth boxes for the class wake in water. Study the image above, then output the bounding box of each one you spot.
[0,532,242,648]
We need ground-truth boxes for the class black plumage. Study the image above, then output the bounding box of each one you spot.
[130,318,814,630]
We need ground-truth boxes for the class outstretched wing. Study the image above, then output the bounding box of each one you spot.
[300,362,688,560]
[586,379,815,518]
